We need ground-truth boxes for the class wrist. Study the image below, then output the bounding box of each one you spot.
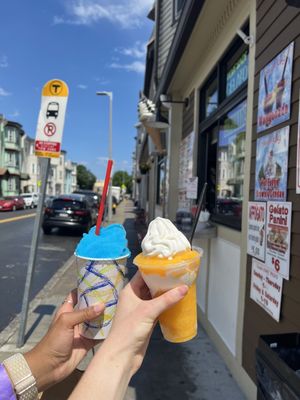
[24,348,56,392]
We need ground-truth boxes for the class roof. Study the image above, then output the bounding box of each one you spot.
[0,168,8,176]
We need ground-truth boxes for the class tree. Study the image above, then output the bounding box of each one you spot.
[77,164,97,190]
[112,170,132,194]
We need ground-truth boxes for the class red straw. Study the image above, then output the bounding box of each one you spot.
[95,159,113,235]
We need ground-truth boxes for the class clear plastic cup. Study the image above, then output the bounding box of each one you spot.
[76,255,128,339]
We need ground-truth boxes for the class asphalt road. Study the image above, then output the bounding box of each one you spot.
[0,208,81,331]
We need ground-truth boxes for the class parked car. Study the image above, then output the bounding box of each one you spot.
[0,196,26,211]
[20,193,39,208]
[42,194,97,234]
[44,195,55,207]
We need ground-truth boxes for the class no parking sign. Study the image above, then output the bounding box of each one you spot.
[35,79,69,158]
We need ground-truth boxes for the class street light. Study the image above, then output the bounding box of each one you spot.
[96,91,113,222]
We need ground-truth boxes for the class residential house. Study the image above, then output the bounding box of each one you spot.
[0,115,26,196]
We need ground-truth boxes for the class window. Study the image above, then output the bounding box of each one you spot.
[198,25,249,230]
[5,129,15,143]
[32,163,35,174]
[7,177,15,191]
[173,0,185,21]
[156,157,166,206]
[5,151,16,167]
[59,171,63,179]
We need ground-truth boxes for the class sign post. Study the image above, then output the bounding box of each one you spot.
[18,79,68,347]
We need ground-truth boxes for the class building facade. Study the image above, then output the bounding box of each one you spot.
[135,0,300,398]
[0,116,26,196]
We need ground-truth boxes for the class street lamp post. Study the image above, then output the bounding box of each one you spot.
[96,91,113,222]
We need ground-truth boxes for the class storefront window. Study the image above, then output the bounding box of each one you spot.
[226,51,248,97]
[204,76,218,118]
[216,100,247,228]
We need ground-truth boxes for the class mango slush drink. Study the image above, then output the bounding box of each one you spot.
[133,217,202,343]
[75,224,130,340]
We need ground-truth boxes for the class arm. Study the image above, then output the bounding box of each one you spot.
[69,272,188,399]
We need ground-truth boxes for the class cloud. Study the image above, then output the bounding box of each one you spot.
[97,156,109,165]
[110,61,145,74]
[9,110,20,118]
[115,41,146,59]
[54,0,153,29]
[77,84,87,89]
[0,55,8,68]
[94,77,110,85]
[0,87,11,96]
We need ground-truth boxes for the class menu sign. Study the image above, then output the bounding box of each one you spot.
[250,258,283,322]
[257,42,294,132]
[255,127,289,201]
[266,201,292,280]
[178,132,195,210]
[247,202,266,261]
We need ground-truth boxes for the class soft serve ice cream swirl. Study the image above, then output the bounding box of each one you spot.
[141,217,191,258]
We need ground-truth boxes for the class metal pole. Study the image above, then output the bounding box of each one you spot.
[18,157,50,347]
[108,93,113,221]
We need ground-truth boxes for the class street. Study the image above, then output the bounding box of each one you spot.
[0,208,80,331]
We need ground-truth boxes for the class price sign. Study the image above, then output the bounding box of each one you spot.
[247,202,266,261]
[35,79,69,158]
[266,201,292,280]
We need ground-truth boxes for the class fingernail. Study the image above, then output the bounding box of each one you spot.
[93,303,104,313]
[176,285,189,296]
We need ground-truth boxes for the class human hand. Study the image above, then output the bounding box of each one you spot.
[104,271,188,376]
[25,290,105,391]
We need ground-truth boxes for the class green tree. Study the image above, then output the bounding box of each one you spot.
[77,164,97,190]
[112,170,132,194]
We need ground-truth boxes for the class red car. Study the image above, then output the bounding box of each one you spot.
[0,196,26,211]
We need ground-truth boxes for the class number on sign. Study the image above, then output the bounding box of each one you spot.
[272,257,280,272]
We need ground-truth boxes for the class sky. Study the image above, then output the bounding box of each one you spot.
[0,0,153,179]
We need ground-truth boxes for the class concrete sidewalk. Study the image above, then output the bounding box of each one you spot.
[0,199,246,399]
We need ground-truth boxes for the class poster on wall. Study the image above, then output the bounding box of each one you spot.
[296,90,300,194]
[255,127,289,201]
[266,201,292,280]
[250,258,283,322]
[186,177,198,199]
[178,132,195,210]
[257,42,294,133]
[247,202,266,261]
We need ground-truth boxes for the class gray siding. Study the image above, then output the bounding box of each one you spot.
[157,0,178,81]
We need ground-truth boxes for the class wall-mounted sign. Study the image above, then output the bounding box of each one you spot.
[296,90,300,194]
[266,201,292,280]
[255,127,289,201]
[226,51,248,97]
[35,79,69,158]
[250,258,283,322]
[257,42,294,133]
[247,202,266,261]
[186,177,198,199]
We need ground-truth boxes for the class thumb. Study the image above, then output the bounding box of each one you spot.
[60,303,105,329]
[149,285,188,319]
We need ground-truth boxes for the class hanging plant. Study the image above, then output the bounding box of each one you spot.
[139,163,150,175]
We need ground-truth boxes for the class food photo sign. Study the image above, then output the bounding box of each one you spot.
[266,201,292,280]
[247,202,266,261]
[257,42,294,133]
[250,258,283,322]
[255,127,289,201]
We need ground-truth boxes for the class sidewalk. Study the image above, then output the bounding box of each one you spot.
[0,199,246,399]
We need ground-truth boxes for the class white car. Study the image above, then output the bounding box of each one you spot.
[20,193,39,208]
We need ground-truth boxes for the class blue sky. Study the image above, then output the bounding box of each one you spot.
[0,0,153,179]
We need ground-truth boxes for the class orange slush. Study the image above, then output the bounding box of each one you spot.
[133,248,201,343]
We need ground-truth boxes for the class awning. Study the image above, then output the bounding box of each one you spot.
[20,173,30,180]
[0,168,9,176]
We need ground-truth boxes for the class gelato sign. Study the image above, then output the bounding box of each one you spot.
[250,258,283,322]
[247,202,266,261]
[255,127,289,201]
[266,201,292,280]
[257,42,294,132]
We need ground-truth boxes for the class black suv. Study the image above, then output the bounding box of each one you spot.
[42,194,97,234]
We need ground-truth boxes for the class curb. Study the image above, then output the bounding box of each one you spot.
[0,254,75,348]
